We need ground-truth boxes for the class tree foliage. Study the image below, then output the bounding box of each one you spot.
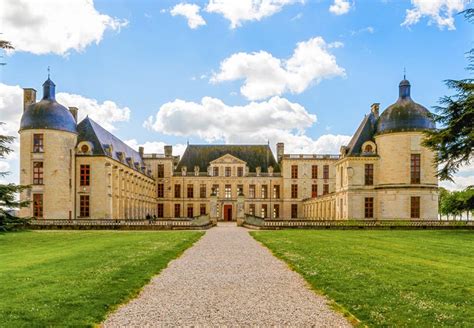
[423,9,474,181]
[438,186,474,220]
[0,123,30,231]
[0,40,14,50]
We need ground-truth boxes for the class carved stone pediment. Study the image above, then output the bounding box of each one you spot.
[210,153,246,165]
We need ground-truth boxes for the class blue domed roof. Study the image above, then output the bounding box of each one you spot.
[376,79,435,135]
[20,78,77,134]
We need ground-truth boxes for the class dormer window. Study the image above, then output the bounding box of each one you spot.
[361,141,376,155]
[81,144,89,153]
[365,145,373,153]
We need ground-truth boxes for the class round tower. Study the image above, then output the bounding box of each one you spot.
[374,78,438,219]
[19,77,78,219]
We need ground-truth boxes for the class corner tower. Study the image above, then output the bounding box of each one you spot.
[19,77,78,219]
[374,78,438,219]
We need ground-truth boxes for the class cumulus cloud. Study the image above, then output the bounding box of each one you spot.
[211,37,345,100]
[329,0,351,15]
[125,139,187,157]
[1,0,128,55]
[402,0,467,30]
[170,3,206,29]
[206,0,303,28]
[56,93,130,131]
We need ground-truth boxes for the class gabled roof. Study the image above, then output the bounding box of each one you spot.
[77,117,145,170]
[210,153,246,165]
[346,113,377,156]
[176,144,280,172]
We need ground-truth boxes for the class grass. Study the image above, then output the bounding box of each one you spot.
[0,230,203,327]
[251,230,474,327]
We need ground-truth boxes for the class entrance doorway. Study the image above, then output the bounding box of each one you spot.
[223,205,232,221]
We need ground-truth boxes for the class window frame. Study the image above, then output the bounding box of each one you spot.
[291,165,298,179]
[157,203,164,218]
[80,164,90,186]
[311,184,318,198]
[411,196,420,218]
[291,204,298,219]
[157,164,164,178]
[311,165,318,179]
[323,165,329,179]
[80,195,90,218]
[364,197,374,218]
[187,184,194,198]
[157,183,164,198]
[365,163,374,186]
[411,154,421,184]
[33,193,43,218]
[33,134,44,153]
[174,184,181,198]
[174,204,181,217]
[291,184,298,199]
[33,162,44,185]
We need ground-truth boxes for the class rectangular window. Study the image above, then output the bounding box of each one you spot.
[213,166,219,177]
[225,166,231,177]
[291,165,298,179]
[187,204,194,218]
[323,184,329,195]
[33,193,43,218]
[323,165,329,179]
[200,204,206,215]
[157,184,164,198]
[237,184,243,196]
[411,154,421,184]
[187,184,194,198]
[364,197,374,218]
[312,165,318,179]
[261,204,268,218]
[225,184,232,198]
[174,204,181,217]
[33,162,44,185]
[80,195,90,217]
[249,185,255,198]
[157,203,164,218]
[200,184,206,198]
[312,184,318,198]
[273,204,279,219]
[33,134,44,152]
[212,184,219,197]
[291,184,298,199]
[237,167,243,177]
[249,204,255,216]
[291,204,298,219]
[174,184,181,198]
[157,164,164,178]
[411,196,420,218]
[79,164,90,186]
[273,185,280,199]
[365,164,374,186]
[261,185,268,199]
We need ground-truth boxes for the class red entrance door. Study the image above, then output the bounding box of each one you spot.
[223,205,232,221]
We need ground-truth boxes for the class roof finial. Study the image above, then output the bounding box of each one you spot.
[47,66,50,79]
[403,67,406,80]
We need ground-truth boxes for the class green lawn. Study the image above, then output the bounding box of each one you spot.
[251,230,474,327]
[0,230,203,327]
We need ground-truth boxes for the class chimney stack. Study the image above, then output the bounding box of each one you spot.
[371,103,380,118]
[23,88,36,112]
[68,107,78,122]
[138,146,144,158]
[277,142,284,163]
[164,145,172,157]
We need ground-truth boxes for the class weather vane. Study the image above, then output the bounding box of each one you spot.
[403,67,406,80]
[47,66,50,78]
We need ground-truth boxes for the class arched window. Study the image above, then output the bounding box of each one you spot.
[364,144,373,153]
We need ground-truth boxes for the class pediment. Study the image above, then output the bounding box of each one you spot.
[210,153,246,165]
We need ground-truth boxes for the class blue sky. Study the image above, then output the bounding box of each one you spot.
[0,0,472,189]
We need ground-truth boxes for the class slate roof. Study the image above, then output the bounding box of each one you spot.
[176,144,280,172]
[77,117,146,173]
[345,113,377,156]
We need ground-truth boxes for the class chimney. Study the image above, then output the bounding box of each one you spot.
[138,146,144,158]
[164,145,172,157]
[23,88,36,112]
[371,103,380,118]
[277,142,284,163]
[68,107,78,122]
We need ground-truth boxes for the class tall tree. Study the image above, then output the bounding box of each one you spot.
[0,124,30,231]
[423,9,474,181]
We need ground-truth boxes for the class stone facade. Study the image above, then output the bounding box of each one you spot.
[19,77,438,221]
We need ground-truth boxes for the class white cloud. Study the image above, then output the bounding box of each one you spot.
[350,26,375,36]
[329,0,351,15]
[211,37,345,100]
[440,162,474,191]
[402,0,467,30]
[170,3,206,29]
[1,0,128,55]
[56,93,130,132]
[143,95,350,154]
[125,139,187,157]
[206,0,303,28]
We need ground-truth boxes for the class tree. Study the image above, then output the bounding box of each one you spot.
[0,123,30,231]
[423,9,474,181]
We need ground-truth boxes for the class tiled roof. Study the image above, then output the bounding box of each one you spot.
[176,144,280,172]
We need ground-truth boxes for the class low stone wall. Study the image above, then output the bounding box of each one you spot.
[243,215,474,230]
[28,215,214,230]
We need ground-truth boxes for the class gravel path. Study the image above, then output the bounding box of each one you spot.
[103,223,350,327]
